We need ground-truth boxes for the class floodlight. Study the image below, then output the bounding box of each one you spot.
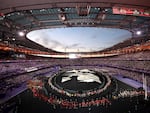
[136,31,141,35]
[18,31,25,36]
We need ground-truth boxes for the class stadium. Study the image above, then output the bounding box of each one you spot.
[0,0,150,113]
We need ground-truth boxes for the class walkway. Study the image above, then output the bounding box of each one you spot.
[113,75,150,92]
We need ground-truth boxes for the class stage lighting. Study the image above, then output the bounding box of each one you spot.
[68,54,77,59]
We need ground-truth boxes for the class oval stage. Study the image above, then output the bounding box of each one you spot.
[48,69,111,97]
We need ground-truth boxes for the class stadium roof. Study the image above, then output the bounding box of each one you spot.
[0,0,150,32]
[0,0,150,53]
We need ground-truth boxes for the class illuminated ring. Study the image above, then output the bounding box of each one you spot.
[48,70,111,97]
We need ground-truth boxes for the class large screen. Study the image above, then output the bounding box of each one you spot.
[113,6,150,17]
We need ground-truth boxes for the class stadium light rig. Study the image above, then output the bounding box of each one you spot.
[136,31,142,35]
[18,31,25,37]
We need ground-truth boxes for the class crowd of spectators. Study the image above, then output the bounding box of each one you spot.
[0,51,150,103]
[0,61,56,100]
